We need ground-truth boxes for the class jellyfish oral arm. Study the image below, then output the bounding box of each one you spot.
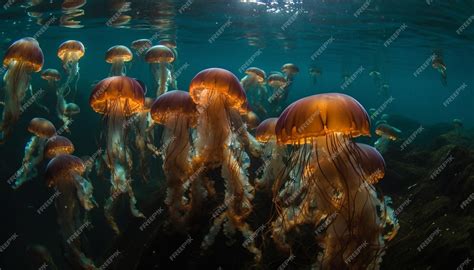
[72,174,97,210]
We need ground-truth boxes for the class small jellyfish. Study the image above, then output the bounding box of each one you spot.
[41,68,61,89]
[309,67,322,85]
[105,45,133,76]
[145,45,175,97]
[1,37,44,142]
[189,68,261,261]
[281,63,299,82]
[131,39,152,58]
[267,72,288,100]
[44,135,75,159]
[158,39,179,88]
[432,54,447,86]
[45,154,96,269]
[13,118,56,189]
[374,123,401,153]
[150,90,197,227]
[89,76,145,234]
[57,40,85,99]
[242,111,260,130]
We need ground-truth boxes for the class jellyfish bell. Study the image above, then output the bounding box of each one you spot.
[64,102,80,117]
[28,118,57,139]
[89,75,145,233]
[105,45,133,76]
[131,39,152,56]
[267,72,287,92]
[61,0,87,10]
[281,63,299,80]
[44,135,75,159]
[1,37,44,142]
[375,123,401,141]
[41,68,61,87]
[255,117,278,144]
[356,143,385,184]
[145,45,175,96]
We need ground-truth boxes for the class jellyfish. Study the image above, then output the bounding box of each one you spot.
[241,67,268,114]
[41,68,61,89]
[281,63,299,83]
[309,67,322,85]
[188,68,261,261]
[242,111,260,130]
[45,154,96,269]
[89,76,145,234]
[374,123,402,153]
[57,40,85,99]
[145,45,175,97]
[254,117,286,191]
[131,39,152,58]
[44,135,75,160]
[1,37,44,142]
[267,72,288,100]
[26,244,58,270]
[56,90,79,131]
[105,45,133,76]
[158,39,179,89]
[12,118,56,189]
[150,90,197,227]
[133,97,154,182]
[432,54,447,86]
[271,93,395,268]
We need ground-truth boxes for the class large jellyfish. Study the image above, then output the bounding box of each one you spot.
[12,118,56,189]
[254,117,286,191]
[150,90,197,227]
[57,40,85,99]
[272,93,397,268]
[188,68,261,261]
[89,76,145,234]
[41,68,61,89]
[105,45,133,76]
[45,154,96,269]
[1,37,44,142]
[145,45,175,97]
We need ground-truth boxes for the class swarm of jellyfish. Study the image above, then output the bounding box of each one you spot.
[1,37,44,142]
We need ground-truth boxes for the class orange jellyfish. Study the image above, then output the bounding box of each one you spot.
[45,154,96,269]
[131,39,152,58]
[281,63,299,82]
[272,93,394,268]
[57,40,85,99]
[189,68,261,261]
[1,37,44,142]
[13,118,56,189]
[158,39,178,88]
[89,76,145,234]
[241,67,268,115]
[254,117,286,191]
[44,135,75,159]
[145,45,175,97]
[374,123,402,153]
[242,110,260,130]
[41,68,61,89]
[150,90,197,227]
[105,45,133,76]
